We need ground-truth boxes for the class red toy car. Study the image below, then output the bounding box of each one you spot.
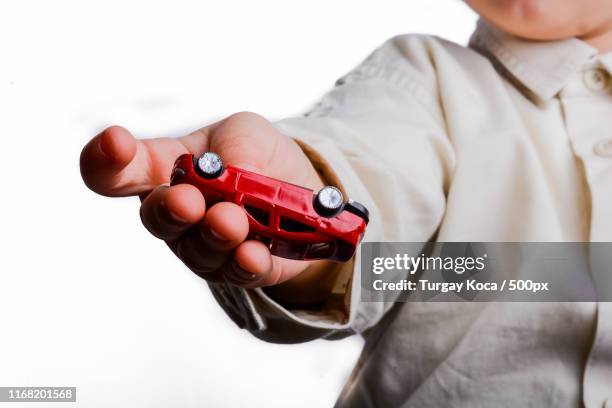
[170,152,369,262]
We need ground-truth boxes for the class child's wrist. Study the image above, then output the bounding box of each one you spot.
[262,260,341,307]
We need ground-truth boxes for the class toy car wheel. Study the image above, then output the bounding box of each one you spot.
[314,186,344,217]
[195,152,224,179]
[343,200,369,224]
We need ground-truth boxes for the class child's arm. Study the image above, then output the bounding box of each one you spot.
[81,36,455,341]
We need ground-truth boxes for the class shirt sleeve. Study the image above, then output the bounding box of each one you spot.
[207,35,456,343]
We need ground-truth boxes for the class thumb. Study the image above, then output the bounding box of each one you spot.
[80,126,208,197]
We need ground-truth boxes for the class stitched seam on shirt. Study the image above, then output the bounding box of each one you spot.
[342,60,441,121]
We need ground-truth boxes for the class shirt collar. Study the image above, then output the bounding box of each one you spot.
[469,19,599,101]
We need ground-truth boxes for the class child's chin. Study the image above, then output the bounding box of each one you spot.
[468,0,585,41]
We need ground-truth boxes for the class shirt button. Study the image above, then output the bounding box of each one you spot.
[594,139,612,157]
[583,67,610,91]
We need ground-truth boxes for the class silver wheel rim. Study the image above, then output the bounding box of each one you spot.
[317,186,343,210]
[197,152,223,175]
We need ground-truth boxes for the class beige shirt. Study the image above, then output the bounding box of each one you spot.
[209,20,612,407]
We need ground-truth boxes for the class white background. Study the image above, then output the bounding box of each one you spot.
[0,1,476,407]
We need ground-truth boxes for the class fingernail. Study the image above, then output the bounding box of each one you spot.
[160,199,189,225]
[97,134,126,168]
[98,129,118,160]
[229,261,258,282]
[97,138,111,159]
[208,226,228,241]
[203,225,233,246]
[167,210,189,225]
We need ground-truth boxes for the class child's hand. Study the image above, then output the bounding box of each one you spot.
[81,112,339,305]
